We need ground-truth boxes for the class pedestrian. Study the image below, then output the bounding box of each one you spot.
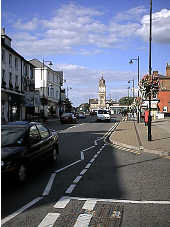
[144,109,149,126]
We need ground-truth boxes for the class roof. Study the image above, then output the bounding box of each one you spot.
[2,39,35,67]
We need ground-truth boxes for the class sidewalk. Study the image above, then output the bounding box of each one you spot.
[109,118,170,157]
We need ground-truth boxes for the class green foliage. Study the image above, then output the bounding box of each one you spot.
[119,96,134,105]
[78,103,89,112]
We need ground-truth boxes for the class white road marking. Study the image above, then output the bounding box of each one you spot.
[82,200,97,210]
[73,213,93,227]
[85,163,92,169]
[65,184,76,194]
[81,146,95,152]
[73,176,82,183]
[1,197,43,225]
[38,213,60,227]
[89,158,95,163]
[94,154,98,158]
[53,196,71,209]
[81,152,84,160]
[55,160,81,173]
[42,173,56,196]
[80,169,88,175]
[65,196,170,205]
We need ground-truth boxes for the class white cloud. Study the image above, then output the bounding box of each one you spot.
[55,63,132,106]
[11,3,145,57]
[137,9,170,43]
[14,18,39,30]
[114,6,147,22]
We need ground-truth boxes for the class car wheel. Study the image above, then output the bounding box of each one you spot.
[17,164,27,183]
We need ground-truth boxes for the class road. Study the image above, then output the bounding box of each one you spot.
[1,115,170,227]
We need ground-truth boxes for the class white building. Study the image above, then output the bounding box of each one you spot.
[1,28,35,122]
[29,59,65,118]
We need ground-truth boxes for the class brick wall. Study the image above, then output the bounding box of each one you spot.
[166,63,170,77]
[158,91,170,113]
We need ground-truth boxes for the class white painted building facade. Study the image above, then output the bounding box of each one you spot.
[1,28,35,122]
[29,59,64,117]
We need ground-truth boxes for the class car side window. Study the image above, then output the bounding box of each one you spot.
[29,125,40,143]
[36,124,50,139]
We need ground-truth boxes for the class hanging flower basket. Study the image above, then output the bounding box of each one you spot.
[139,74,160,98]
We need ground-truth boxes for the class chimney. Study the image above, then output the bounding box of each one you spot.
[166,63,170,77]
[1,27,12,47]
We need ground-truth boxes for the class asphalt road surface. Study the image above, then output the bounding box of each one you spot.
[2,116,170,227]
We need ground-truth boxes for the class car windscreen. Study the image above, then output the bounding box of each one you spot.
[1,127,26,147]
[98,110,109,114]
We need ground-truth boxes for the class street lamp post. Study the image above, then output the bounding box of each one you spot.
[148,0,152,141]
[129,56,140,123]
[67,86,72,99]
[128,79,134,118]
[42,59,53,121]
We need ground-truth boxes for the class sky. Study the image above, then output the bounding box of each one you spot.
[2,0,170,107]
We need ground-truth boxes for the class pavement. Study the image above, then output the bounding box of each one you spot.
[109,118,170,158]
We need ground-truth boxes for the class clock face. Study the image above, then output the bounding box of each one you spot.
[99,87,105,92]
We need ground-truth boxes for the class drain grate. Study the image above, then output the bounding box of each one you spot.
[89,203,123,227]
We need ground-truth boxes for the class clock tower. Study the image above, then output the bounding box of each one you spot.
[98,76,106,108]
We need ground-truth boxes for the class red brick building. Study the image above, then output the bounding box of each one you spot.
[157,64,170,115]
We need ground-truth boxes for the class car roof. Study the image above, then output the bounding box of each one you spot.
[2,121,41,128]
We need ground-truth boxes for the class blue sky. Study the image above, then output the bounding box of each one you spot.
[2,0,170,106]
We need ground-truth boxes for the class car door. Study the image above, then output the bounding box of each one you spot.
[27,125,42,162]
[36,124,54,159]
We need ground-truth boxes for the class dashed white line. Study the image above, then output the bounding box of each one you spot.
[80,169,88,175]
[38,213,60,227]
[73,176,82,184]
[89,158,95,163]
[85,163,92,169]
[65,184,76,194]
[53,196,71,209]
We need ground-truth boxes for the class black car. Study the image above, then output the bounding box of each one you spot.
[1,121,59,182]
[60,113,78,124]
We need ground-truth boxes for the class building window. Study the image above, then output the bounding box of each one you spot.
[15,75,19,90]
[56,91,59,99]
[2,49,5,63]
[50,87,54,97]
[30,67,33,79]
[24,63,27,76]
[1,70,6,88]
[9,54,12,66]
[15,58,18,70]
[9,72,13,89]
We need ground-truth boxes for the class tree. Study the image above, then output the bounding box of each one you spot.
[119,96,134,105]
[64,98,72,112]
[78,103,89,112]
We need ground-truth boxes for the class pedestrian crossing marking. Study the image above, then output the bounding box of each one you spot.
[38,213,60,227]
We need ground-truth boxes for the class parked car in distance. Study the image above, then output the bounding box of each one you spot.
[1,121,59,183]
[97,109,111,122]
[60,112,78,124]
[78,112,86,119]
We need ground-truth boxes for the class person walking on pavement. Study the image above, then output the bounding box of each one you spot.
[144,108,149,126]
